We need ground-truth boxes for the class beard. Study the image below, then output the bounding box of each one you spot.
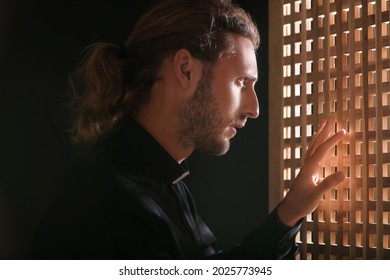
[176,67,231,156]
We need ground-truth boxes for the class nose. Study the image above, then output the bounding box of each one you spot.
[243,87,259,119]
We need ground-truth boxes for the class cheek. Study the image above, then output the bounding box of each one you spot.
[213,79,241,118]
[214,84,241,114]
[221,90,241,117]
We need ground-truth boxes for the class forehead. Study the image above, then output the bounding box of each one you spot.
[214,35,258,78]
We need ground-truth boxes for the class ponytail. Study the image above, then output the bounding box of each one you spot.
[71,42,130,143]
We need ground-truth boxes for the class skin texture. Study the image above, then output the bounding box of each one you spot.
[136,34,346,227]
[176,35,259,156]
[277,116,346,226]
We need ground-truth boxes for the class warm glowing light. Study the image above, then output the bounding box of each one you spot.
[277,0,390,259]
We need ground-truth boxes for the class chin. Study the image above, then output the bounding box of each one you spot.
[197,133,231,156]
[208,139,231,156]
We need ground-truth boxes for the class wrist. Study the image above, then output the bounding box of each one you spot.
[277,201,300,227]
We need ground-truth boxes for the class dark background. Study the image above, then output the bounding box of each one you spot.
[0,0,269,258]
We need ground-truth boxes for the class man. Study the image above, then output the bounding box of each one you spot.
[32,0,346,259]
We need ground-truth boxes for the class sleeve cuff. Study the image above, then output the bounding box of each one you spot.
[240,206,302,259]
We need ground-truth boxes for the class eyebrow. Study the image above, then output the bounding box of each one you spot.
[245,74,258,83]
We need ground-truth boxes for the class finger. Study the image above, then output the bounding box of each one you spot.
[305,119,327,160]
[306,116,335,160]
[316,171,345,194]
[312,116,336,150]
[310,129,346,164]
[307,119,327,154]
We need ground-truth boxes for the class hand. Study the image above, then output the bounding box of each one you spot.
[277,116,347,227]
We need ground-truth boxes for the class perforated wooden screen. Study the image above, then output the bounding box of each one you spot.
[269,0,390,259]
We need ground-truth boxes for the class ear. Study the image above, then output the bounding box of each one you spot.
[173,49,201,89]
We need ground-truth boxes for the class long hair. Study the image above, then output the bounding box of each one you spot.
[71,0,260,143]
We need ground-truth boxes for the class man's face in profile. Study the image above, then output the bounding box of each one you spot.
[177,35,259,156]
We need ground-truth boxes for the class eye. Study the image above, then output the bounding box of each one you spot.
[235,77,248,88]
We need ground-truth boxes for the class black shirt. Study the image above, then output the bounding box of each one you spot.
[32,117,301,259]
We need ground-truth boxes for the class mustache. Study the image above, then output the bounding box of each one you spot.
[231,117,247,128]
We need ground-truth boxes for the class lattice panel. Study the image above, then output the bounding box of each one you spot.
[281,0,390,259]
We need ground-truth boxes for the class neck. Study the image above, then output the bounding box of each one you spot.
[134,106,193,164]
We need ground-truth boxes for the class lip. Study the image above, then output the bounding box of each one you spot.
[229,122,246,138]
[229,126,237,137]
[231,123,245,129]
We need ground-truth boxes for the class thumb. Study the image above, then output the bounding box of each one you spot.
[317,171,345,194]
